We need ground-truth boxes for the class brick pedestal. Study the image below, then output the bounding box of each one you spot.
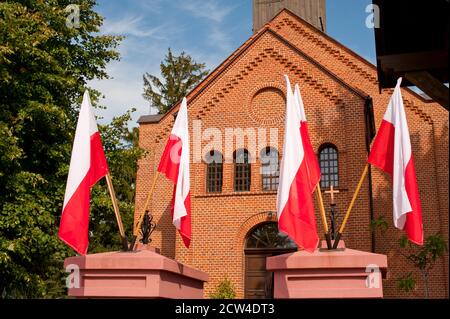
[64,245,208,299]
[267,241,388,298]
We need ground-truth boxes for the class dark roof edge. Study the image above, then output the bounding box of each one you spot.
[137,114,164,124]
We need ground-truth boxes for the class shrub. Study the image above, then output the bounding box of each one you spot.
[209,278,236,299]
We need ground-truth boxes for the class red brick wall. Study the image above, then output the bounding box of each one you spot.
[135,11,448,299]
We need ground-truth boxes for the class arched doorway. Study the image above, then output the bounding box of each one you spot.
[244,222,297,299]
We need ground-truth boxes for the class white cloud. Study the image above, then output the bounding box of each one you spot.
[89,62,149,126]
[208,27,233,53]
[102,15,168,39]
[136,0,164,14]
[88,37,165,126]
[180,0,237,23]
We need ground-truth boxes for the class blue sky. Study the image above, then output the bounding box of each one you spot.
[90,0,375,125]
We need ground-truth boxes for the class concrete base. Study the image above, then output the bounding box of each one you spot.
[64,245,208,299]
[266,241,388,298]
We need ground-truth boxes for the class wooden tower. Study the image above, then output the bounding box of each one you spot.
[253,0,326,33]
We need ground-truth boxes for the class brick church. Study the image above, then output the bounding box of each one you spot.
[135,1,448,298]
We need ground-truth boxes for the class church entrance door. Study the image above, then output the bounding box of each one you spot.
[244,222,297,299]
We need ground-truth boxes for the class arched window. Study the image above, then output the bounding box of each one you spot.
[260,147,279,191]
[234,149,251,192]
[245,222,297,249]
[318,144,339,188]
[205,150,223,193]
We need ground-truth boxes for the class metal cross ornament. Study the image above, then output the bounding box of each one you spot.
[324,186,339,239]
[325,185,339,205]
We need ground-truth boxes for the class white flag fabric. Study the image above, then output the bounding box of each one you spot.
[277,75,319,252]
[157,97,191,248]
[368,78,423,245]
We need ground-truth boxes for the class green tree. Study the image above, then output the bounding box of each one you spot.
[0,0,122,298]
[371,217,447,298]
[143,48,209,114]
[399,233,447,298]
[397,272,416,293]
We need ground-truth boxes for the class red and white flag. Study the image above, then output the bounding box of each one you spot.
[294,84,321,192]
[59,90,109,255]
[277,75,319,252]
[368,78,423,245]
[157,97,191,248]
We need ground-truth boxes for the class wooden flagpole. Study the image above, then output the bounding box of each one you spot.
[130,172,160,249]
[315,184,332,249]
[105,173,129,251]
[332,163,369,249]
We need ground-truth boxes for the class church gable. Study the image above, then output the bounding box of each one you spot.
[140,19,374,207]
[147,27,368,148]
[190,31,366,117]
[141,28,372,216]
[140,8,444,157]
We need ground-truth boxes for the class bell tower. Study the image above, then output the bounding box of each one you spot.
[253,0,326,33]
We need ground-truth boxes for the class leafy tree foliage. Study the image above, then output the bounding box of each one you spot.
[143,48,209,114]
[399,233,447,298]
[397,272,416,293]
[372,217,447,298]
[0,0,134,298]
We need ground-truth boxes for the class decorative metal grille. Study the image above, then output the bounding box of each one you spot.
[205,150,223,193]
[246,222,297,249]
[261,147,279,191]
[319,145,339,188]
[234,149,251,192]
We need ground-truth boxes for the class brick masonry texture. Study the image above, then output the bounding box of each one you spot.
[134,10,449,299]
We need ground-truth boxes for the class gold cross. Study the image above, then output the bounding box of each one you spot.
[324,185,339,205]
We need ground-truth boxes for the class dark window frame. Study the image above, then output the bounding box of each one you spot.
[318,144,339,189]
[245,222,297,249]
[260,147,279,191]
[234,149,251,192]
[205,150,223,193]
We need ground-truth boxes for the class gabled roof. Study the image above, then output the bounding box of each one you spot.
[137,8,421,124]
[272,8,435,104]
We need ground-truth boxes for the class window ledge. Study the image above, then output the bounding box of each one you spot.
[194,189,350,199]
[195,191,277,198]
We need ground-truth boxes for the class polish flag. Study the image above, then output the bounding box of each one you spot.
[59,91,109,255]
[294,84,321,192]
[277,75,319,252]
[368,78,423,245]
[157,97,191,248]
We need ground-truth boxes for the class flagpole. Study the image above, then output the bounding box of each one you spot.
[333,163,369,249]
[130,172,160,249]
[315,184,332,249]
[105,173,129,251]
